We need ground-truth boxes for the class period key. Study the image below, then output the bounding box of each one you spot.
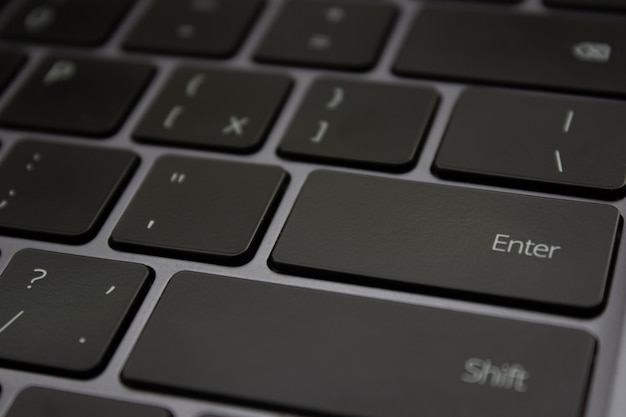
[270,171,620,314]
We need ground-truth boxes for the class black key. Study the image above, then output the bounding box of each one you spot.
[255,0,396,71]
[422,0,520,2]
[0,250,151,376]
[0,140,138,243]
[434,88,626,199]
[133,67,291,153]
[110,156,288,265]
[125,0,263,58]
[6,387,170,417]
[1,0,133,46]
[0,56,154,137]
[270,171,620,314]
[0,52,25,93]
[394,9,626,97]
[545,0,626,12]
[278,78,438,172]
[123,272,595,417]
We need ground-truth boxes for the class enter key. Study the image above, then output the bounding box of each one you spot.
[270,171,621,315]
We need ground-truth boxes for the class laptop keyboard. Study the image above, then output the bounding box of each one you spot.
[0,1,625,417]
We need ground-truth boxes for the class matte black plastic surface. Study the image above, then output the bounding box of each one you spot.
[134,67,291,153]
[110,155,288,265]
[0,56,154,136]
[434,88,626,199]
[1,0,133,45]
[394,8,626,97]
[0,52,24,93]
[6,387,171,417]
[279,77,438,171]
[255,0,396,71]
[0,140,138,243]
[545,0,626,12]
[271,170,620,313]
[0,250,152,376]
[423,0,521,2]
[124,0,263,57]
[123,272,595,417]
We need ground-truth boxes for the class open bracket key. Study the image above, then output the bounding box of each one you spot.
[133,67,291,153]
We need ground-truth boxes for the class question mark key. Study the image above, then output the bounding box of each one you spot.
[0,249,152,377]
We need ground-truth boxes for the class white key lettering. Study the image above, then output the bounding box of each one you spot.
[461,358,529,392]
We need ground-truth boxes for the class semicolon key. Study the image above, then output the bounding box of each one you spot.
[0,140,138,243]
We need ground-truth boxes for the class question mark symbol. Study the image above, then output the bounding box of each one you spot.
[27,268,47,289]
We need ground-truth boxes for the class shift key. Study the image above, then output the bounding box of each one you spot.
[270,171,621,314]
[123,272,596,417]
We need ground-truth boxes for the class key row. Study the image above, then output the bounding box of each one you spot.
[2,0,626,56]
[0,141,620,315]
[0,252,596,417]
[0,2,625,90]
[1,59,625,198]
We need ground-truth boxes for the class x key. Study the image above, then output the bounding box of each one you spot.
[222,116,249,136]
[134,67,292,153]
